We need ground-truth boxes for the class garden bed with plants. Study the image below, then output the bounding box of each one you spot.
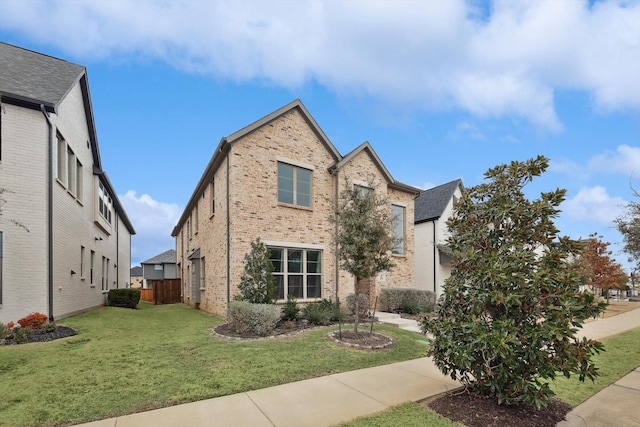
[1,312,77,346]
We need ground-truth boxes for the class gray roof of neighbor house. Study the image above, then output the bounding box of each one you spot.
[0,42,135,235]
[141,249,176,265]
[130,266,143,276]
[414,179,463,224]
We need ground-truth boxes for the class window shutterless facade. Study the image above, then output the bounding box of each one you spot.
[391,204,405,255]
[277,162,312,207]
[268,247,321,300]
[98,181,112,224]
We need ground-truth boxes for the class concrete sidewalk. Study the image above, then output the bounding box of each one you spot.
[73,308,640,427]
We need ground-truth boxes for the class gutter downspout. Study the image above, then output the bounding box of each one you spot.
[225,144,231,317]
[334,168,340,302]
[433,221,437,294]
[40,105,54,322]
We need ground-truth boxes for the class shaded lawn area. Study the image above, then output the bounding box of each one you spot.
[338,326,640,427]
[0,302,427,427]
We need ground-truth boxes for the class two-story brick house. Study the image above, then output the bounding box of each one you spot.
[172,100,418,318]
[0,42,135,323]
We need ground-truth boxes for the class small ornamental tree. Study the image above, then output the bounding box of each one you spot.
[236,238,276,304]
[582,233,627,301]
[331,179,397,334]
[421,156,607,409]
[616,187,640,269]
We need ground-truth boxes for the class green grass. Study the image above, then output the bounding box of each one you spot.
[336,402,463,427]
[0,303,427,427]
[551,326,640,405]
[338,326,640,427]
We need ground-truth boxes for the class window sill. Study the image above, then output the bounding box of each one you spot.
[391,253,406,258]
[277,202,313,212]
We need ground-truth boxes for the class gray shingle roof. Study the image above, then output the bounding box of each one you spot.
[130,266,143,276]
[141,249,176,265]
[0,42,84,108]
[414,179,463,223]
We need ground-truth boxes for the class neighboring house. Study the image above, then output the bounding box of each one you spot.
[130,266,143,289]
[0,42,135,323]
[414,179,463,296]
[172,100,419,318]
[141,249,177,289]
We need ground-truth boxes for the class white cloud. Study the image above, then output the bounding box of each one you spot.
[549,159,590,183]
[562,186,626,224]
[120,191,182,266]
[588,145,640,176]
[1,0,639,130]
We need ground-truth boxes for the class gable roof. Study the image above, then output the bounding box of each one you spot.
[130,266,143,276]
[141,249,176,265]
[0,42,84,110]
[414,179,463,223]
[330,141,420,194]
[0,42,135,235]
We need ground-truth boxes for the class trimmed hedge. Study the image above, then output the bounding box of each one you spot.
[107,288,141,309]
[228,301,280,336]
[379,288,436,314]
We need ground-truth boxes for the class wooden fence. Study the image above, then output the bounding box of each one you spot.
[140,279,182,305]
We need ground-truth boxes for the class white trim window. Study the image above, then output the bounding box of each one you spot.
[269,247,321,300]
[98,181,112,224]
[391,204,405,255]
[277,162,312,207]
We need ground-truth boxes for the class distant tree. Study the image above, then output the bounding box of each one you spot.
[421,156,607,409]
[236,238,276,304]
[581,233,627,301]
[331,179,397,334]
[616,187,640,269]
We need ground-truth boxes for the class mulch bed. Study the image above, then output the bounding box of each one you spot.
[2,326,77,345]
[422,390,573,427]
[328,329,393,349]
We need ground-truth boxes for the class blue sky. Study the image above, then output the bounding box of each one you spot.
[1,0,639,270]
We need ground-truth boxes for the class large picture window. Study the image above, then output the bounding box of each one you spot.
[277,162,312,207]
[269,247,321,300]
[391,204,405,255]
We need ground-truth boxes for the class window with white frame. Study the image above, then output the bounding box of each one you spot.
[269,247,321,300]
[98,181,112,224]
[57,132,66,183]
[76,160,83,202]
[277,162,312,207]
[67,146,75,195]
[391,204,405,255]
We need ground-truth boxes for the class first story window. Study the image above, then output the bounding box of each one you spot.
[277,162,312,207]
[90,250,95,284]
[269,247,321,300]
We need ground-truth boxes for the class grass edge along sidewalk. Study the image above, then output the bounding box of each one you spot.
[338,311,640,426]
[0,302,427,427]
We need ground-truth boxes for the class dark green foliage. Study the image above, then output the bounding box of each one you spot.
[379,288,436,313]
[318,298,343,321]
[615,188,640,269]
[421,156,607,409]
[331,179,397,333]
[301,303,332,325]
[236,238,276,304]
[40,322,57,333]
[282,295,301,321]
[107,289,141,309]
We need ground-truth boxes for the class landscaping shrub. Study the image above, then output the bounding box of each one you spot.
[107,288,141,309]
[40,322,57,333]
[379,288,436,314]
[282,295,300,321]
[236,238,276,304]
[17,312,48,330]
[301,303,332,325]
[346,293,369,319]
[0,322,9,340]
[318,298,343,321]
[13,326,32,344]
[228,301,280,336]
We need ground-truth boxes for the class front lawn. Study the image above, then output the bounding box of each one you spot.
[0,303,427,427]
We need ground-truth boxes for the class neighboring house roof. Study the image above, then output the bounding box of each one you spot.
[141,249,177,265]
[130,266,143,276]
[414,179,463,224]
[171,100,420,236]
[0,42,135,235]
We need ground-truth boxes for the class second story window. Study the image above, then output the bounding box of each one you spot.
[98,181,112,224]
[278,162,312,208]
[391,204,405,255]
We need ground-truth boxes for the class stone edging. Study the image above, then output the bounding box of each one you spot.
[327,330,394,350]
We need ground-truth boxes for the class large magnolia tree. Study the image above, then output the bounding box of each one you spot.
[421,156,606,409]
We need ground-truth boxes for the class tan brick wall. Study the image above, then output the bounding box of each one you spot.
[175,107,416,318]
